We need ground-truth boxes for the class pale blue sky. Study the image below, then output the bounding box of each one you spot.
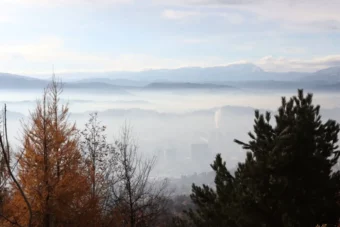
[1,0,340,74]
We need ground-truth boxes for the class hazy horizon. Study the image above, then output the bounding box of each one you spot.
[2,86,340,179]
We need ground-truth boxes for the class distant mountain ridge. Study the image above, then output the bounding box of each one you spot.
[300,66,340,82]
[2,64,340,91]
[0,73,48,89]
[145,82,235,90]
[52,63,338,83]
[0,73,129,94]
[37,63,265,82]
[77,78,149,87]
[67,64,287,82]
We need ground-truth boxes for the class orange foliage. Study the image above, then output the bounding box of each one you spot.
[3,81,99,227]
[0,80,169,227]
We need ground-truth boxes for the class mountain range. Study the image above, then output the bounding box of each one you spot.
[2,64,340,91]
[51,63,309,82]
[144,82,235,90]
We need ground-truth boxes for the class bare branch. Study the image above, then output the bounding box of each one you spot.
[0,105,32,227]
[106,122,171,227]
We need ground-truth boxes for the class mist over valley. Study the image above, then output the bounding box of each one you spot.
[2,64,340,183]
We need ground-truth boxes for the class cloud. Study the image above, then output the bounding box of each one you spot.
[1,0,132,7]
[154,0,261,5]
[256,55,340,72]
[0,36,233,74]
[161,9,201,20]
[242,1,340,31]
[181,38,208,44]
[0,37,81,63]
[0,0,132,25]
[282,47,306,55]
[233,42,255,51]
[156,0,340,31]
[161,9,244,24]
[219,12,244,24]
[1,36,340,74]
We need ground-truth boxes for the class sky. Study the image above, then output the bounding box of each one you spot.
[1,0,340,74]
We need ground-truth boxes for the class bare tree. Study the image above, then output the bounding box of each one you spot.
[0,105,32,227]
[80,112,119,227]
[106,123,170,227]
[80,112,113,199]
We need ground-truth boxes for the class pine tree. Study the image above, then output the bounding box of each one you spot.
[182,90,340,227]
[185,154,236,227]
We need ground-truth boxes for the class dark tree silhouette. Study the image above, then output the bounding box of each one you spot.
[179,90,340,227]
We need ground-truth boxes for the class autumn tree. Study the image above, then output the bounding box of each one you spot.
[105,123,170,227]
[6,78,94,227]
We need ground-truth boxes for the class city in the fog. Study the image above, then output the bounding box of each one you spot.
[3,70,340,180]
